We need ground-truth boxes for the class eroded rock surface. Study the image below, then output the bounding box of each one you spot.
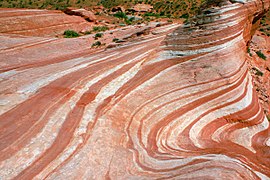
[0,8,92,37]
[0,0,270,179]
[130,3,153,12]
[63,8,97,22]
[248,31,270,114]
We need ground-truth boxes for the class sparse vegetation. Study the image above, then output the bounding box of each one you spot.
[247,47,252,57]
[256,70,264,76]
[94,33,103,39]
[63,30,79,38]
[113,38,119,42]
[114,12,135,26]
[0,0,205,21]
[259,11,270,36]
[256,50,267,60]
[92,26,109,32]
[119,23,126,27]
[84,31,92,35]
[144,12,160,18]
[113,12,137,25]
[114,12,127,19]
[92,41,102,47]
[253,68,264,76]
[125,19,132,25]
[180,13,189,19]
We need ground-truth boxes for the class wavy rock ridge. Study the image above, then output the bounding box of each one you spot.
[0,0,270,179]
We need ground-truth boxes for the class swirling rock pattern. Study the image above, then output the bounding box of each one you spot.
[0,1,270,179]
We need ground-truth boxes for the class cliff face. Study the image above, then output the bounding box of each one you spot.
[0,0,270,179]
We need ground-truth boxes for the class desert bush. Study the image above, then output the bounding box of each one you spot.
[247,47,252,56]
[114,12,127,19]
[92,26,109,32]
[125,19,132,25]
[256,50,267,60]
[63,30,79,38]
[112,38,119,42]
[84,31,92,35]
[94,33,103,39]
[252,68,264,76]
[92,41,102,47]
[144,12,160,18]
[119,23,126,27]
[180,13,189,19]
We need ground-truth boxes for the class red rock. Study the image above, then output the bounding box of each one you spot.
[248,31,270,113]
[0,0,270,179]
[130,3,153,12]
[0,8,92,36]
[92,5,104,13]
[64,7,97,22]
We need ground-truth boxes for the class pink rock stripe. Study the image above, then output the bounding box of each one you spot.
[0,0,270,179]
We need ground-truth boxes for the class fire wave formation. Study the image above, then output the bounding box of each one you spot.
[0,0,270,179]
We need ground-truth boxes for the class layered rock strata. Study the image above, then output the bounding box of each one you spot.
[0,0,270,179]
[0,8,92,36]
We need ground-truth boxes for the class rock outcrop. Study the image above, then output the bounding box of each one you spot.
[63,8,97,22]
[129,3,153,13]
[0,8,92,37]
[92,5,104,14]
[0,0,270,179]
[248,31,270,114]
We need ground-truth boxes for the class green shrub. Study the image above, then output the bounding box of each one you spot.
[144,12,160,18]
[125,19,132,25]
[92,26,109,32]
[63,30,79,38]
[94,33,103,39]
[256,50,267,60]
[114,12,127,19]
[260,19,266,25]
[113,38,119,42]
[247,47,252,56]
[180,13,189,19]
[84,31,92,35]
[92,41,102,47]
[254,68,264,76]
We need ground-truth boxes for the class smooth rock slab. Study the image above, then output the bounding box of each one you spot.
[0,0,270,179]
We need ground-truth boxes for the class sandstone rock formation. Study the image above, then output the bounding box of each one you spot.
[129,3,153,13]
[92,5,105,14]
[63,8,97,22]
[0,0,270,179]
[248,31,270,114]
[0,8,92,36]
